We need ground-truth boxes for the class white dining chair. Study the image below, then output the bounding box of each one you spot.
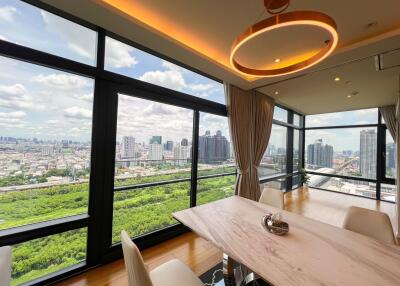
[0,246,12,286]
[121,230,203,286]
[259,187,284,209]
[342,206,397,245]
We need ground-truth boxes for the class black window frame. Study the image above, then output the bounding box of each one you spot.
[0,1,237,285]
[302,108,396,203]
[259,103,304,192]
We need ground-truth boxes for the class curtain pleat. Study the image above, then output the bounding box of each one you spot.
[379,105,396,140]
[226,84,275,201]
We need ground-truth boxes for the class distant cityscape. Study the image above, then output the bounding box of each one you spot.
[305,129,396,200]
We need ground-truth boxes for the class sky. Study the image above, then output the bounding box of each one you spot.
[0,0,225,143]
[0,0,382,150]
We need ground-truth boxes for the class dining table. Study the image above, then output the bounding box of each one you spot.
[173,196,400,286]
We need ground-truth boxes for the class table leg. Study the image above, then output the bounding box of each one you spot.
[223,253,236,286]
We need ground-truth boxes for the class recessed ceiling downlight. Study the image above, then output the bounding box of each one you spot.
[230,0,338,77]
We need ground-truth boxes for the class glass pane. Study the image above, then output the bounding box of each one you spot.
[273,106,287,122]
[381,183,396,202]
[292,175,301,189]
[385,129,396,179]
[293,129,300,171]
[114,94,193,187]
[0,57,93,230]
[12,228,87,286]
[196,175,235,205]
[105,37,225,104]
[306,108,378,127]
[308,174,376,199]
[198,113,235,176]
[112,182,190,243]
[261,178,286,191]
[259,125,287,178]
[305,128,377,179]
[293,114,301,126]
[0,0,96,65]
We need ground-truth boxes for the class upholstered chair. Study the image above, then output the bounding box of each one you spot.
[0,246,12,286]
[121,231,203,286]
[259,187,284,209]
[342,206,397,245]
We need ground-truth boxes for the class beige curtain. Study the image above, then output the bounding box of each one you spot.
[396,93,400,238]
[226,84,275,201]
[379,105,396,140]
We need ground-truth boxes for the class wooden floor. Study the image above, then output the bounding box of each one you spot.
[56,187,397,286]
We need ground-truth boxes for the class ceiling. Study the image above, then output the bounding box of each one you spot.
[40,0,400,114]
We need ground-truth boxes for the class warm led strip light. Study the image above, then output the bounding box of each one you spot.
[230,11,339,77]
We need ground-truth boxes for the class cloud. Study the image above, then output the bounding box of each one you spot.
[0,83,35,110]
[0,6,17,22]
[74,93,93,103]
[32,73,91,90]
[40,10,96,60]
[0,110,26,118]
[105,37,138,68]
[45,119,59,124]
[64,106,92,120]
[139,61,187,90]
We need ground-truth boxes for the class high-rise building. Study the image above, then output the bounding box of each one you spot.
[163,140,173,151]
[198,130,230,164]
[121,136,135,158]
[150,136,162,145]
[307,139,333,168]
[41,146,54,156]
[173,143,189,165]
[386,142,395,170]
[149,143,163,161]
[360,129,377,179]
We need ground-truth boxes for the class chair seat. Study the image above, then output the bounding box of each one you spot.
[150,259,203,286]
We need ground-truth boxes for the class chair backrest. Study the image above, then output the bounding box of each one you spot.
[0,246,12,286]
[121,231,153,286]
[342,206,397,245]
[259,187,284,209]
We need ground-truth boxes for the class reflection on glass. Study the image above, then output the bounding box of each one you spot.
[292,175,301,189]
[0,57,93,230]
[198,113,235,176]
[308,175,376,199]
[273,106,287,122]
[385,129,396,179]
[381,183,396,202]
[259,125,287,178]
[196,175,235,205]
[293,129,300,171]
[306,108,378,127]
[105,37,225,104]
[12,228,87,286]
[305,128,377,180]
[0,0,97,65]
[293,114,301,126]
[112,182,190,243]
[114,94,193,186]
[261,178,286,191]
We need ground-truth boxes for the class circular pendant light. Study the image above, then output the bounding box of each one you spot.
[230,0,338,77]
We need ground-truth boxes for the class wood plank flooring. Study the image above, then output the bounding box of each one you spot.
[56,187,397,286]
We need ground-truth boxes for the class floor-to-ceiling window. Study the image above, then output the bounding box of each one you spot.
[0,1,236,285]
[259,105,303,192]
[304,108,396,202]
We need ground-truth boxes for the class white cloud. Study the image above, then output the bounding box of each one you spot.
[40,10,96,60]
[105,37,138,68]
[45,119,59,124]
[64,106,92,120]
[32,73,91,90]
[0,83,35,110]
[139,64,186,91]
[0,110,26,118]
[0,6,17,22]
[74,93,93,103]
